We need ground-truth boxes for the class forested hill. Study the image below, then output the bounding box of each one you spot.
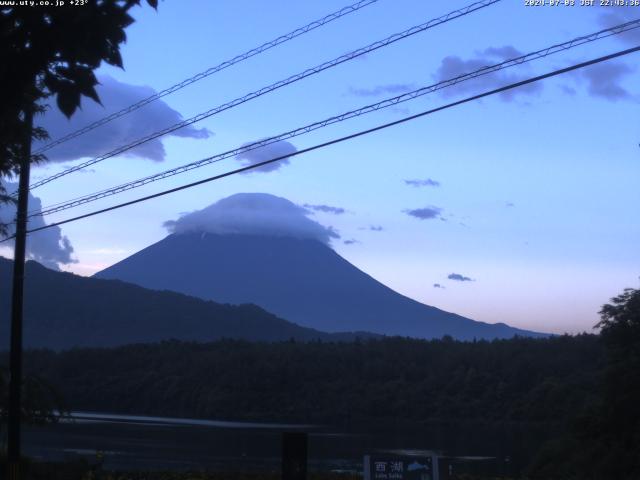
[0,258,373,350]
[18,335,601,426]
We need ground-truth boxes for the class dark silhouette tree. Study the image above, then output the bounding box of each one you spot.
[595,286,640,479]
[0,2,160,471]
[0,0,158,233]
[528,286,640,480]
[0,365,67,428]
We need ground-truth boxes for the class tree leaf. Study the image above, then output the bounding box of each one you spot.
[42,72,61,93]
[105,47,123,68]
[83,84,102,105]
[56,87,81,118]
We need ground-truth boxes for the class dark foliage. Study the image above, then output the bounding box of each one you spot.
[0,0,157,228]
[0,365,68,448]
[527,287,640,480]
[11,335,601,427]
[0,366,65,425]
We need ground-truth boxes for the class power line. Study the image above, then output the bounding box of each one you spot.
[24,0,501,193]
[31,18,640,219]
[7,44,637,241]
[32,0,380,156]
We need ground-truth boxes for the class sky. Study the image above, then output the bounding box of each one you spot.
[1,0,639,334]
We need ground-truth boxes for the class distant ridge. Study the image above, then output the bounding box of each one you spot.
[0,257,374,351]
[96,232,546,340]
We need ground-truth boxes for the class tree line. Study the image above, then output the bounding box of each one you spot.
[1,287,639,479]
[11,334,601,427]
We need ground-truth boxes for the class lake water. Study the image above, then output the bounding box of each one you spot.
[22,411,553,475]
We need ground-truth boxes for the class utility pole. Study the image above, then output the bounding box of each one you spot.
[7,104,34,480]
[282,432,307,480]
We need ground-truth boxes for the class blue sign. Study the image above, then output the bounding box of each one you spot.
[364,455,437,480]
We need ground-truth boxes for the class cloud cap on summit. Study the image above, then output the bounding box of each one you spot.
[163,193,339,245]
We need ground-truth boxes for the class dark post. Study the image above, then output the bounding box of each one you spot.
[282,432,307,480]
[7,105,34,480]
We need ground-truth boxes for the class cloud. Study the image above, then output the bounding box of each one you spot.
[597,6,640,45]
[433,46,542,101]
[568,7,637,101]
[403,206,443,220]
[235,140,297,173]
[483,46,522,59]
[164,193,340,245]
[358,225,384,232]
[60,166,96,174]
[574,62,634,101]
[404,178,440,188]
[343,239,360,245]
[433,283,445,289]
[347,83,415,97]
[391,106,411,116]
[0,180,76,270]
[505,202,515,208]
[448,273,474,282]
[303,204,346,215]
[559,85,577,96]
[34,75,211,163]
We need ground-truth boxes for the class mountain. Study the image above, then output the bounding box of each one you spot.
[0,257,371,351]
[95,232,544,340]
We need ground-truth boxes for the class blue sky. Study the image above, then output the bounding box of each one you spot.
[2,0,639,334]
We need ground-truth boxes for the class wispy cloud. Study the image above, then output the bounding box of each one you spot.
[448,273,474,282]
[347,83,414,97]
[559,85,577,96]
[404,206,443,220]
[404,178,440,188]
[303,204,346,215]
[60,165,96,174]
